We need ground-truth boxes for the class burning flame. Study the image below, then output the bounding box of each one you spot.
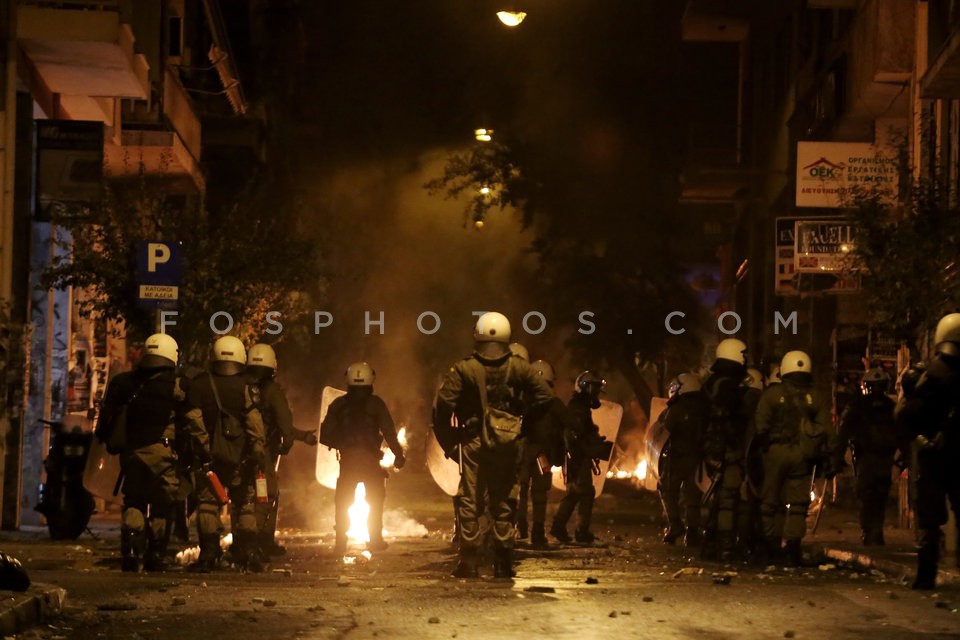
[347,483,371,542]
[636,460,647,481]
[380,427,407,469]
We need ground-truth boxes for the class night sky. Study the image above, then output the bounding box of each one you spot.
[236,2,691,439]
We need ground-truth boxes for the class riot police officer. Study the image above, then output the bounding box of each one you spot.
[245,343,318,556]
[434,312,553,578]
[550,370,611,545]
[658,373,707,546]
[517,360,571,547]
[896,313,960,589]
[701,338,751,561]
[754,351,833,566]
[97,333,194,572]
[183,336,267,573]
[322,362,404,555]
[836,367,900,545]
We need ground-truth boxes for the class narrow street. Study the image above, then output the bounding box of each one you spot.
[3,473,958,640]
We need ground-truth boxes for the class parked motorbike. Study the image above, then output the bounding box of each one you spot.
[35,419,96,539]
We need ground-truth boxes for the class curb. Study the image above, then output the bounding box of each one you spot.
[0,583,66,636]
[815,545,959,586]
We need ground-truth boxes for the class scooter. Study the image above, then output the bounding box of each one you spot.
[35,419,96,539]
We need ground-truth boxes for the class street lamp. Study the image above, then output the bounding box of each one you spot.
[496,11,527,27]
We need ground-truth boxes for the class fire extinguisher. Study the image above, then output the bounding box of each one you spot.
[255,470,268,504]
[205,469,229,506]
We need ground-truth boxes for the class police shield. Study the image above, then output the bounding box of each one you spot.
[643,397,671,487]
[82,436,123,504]
[315,386,346,489]
[425,429,460,496]
[552,399,624,495]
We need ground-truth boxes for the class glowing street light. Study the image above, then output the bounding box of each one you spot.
[474,128,493,142]
[496,11,527,27]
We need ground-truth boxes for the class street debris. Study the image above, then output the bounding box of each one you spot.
[818,564,836,571]
[784,631,796,638]
[672,567,702,579]
[97,602,137,611]
[608,611,618,618]
[524,586,555,594]
[171,597,187,606]
[585,577,599,584]
[711,574,732,586]
[428,616,440,624]
[642,596,654,603]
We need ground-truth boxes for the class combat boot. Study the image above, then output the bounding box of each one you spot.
[574,528,596,544]
[367,537,389,552]
[530,523,548,548]
[683,529,702,549]
[188,534,221,573]
[493,548,516,579]
[784,539,803,567]
[233,531,265,573]
[260,532,287,556]
[451,551,479,579]
[333,532,348,556]
[912,529,940,590]
[549,522,571,543]
[717,532,736,562]
[120,529,144,573]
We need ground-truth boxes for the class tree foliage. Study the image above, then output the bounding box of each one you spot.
[41,172,323,364]
[847,178,960,347]
[425,134,703,411]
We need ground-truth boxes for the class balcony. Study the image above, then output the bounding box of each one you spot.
[104,69,204,193]
[835,0,913,133]
[922,25,960,98]
[16,2,149,105]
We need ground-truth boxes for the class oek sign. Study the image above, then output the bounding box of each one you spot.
[136,241,183,309]
[796,141,898,208]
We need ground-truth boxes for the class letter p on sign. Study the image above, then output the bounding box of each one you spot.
[147,243,171,272]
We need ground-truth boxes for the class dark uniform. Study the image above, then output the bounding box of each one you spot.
[837,385,901,545]
[99,367,195,572]
[551,387,610,544]
[321,387,403,553]
[434,352,553,578]
[252,377,316,554]
[517,397,569,545]
[754,370,832,565]
[895,355,960,589]
[658,388,707,545]
[701,360,750,559]
[184,370,266,572]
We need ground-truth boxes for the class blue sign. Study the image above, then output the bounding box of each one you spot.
[136,241,183,308]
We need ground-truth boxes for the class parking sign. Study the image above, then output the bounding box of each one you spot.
[136,241,183,308]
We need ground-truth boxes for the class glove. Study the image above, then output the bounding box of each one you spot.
[393,452,406,470]
[299,430,318,446]
[195,447,212,469]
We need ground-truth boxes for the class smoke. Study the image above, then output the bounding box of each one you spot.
[272,149,554,528]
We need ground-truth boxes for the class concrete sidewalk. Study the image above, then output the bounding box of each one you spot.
[0,583,67,636]
[807,500,959,588]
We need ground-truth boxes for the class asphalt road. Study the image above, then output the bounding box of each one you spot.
[3,473,959,640]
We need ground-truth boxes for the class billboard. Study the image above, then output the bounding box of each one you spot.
[775,217,859,295]
[794,219,857,273]
[796,141,898,208]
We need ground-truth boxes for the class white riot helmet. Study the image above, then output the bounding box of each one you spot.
[745,368,764,391]
[715,338,747,365]
[780,350,812,376]
[211,335,246,375]
[346,362,375,387]
[509,342,529,362]
[247,343,277,371]
[668,372,701,398]
[531,359,555,386]
[474,312,511,360]
[140,333,178,369]
[934,313,960,357]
